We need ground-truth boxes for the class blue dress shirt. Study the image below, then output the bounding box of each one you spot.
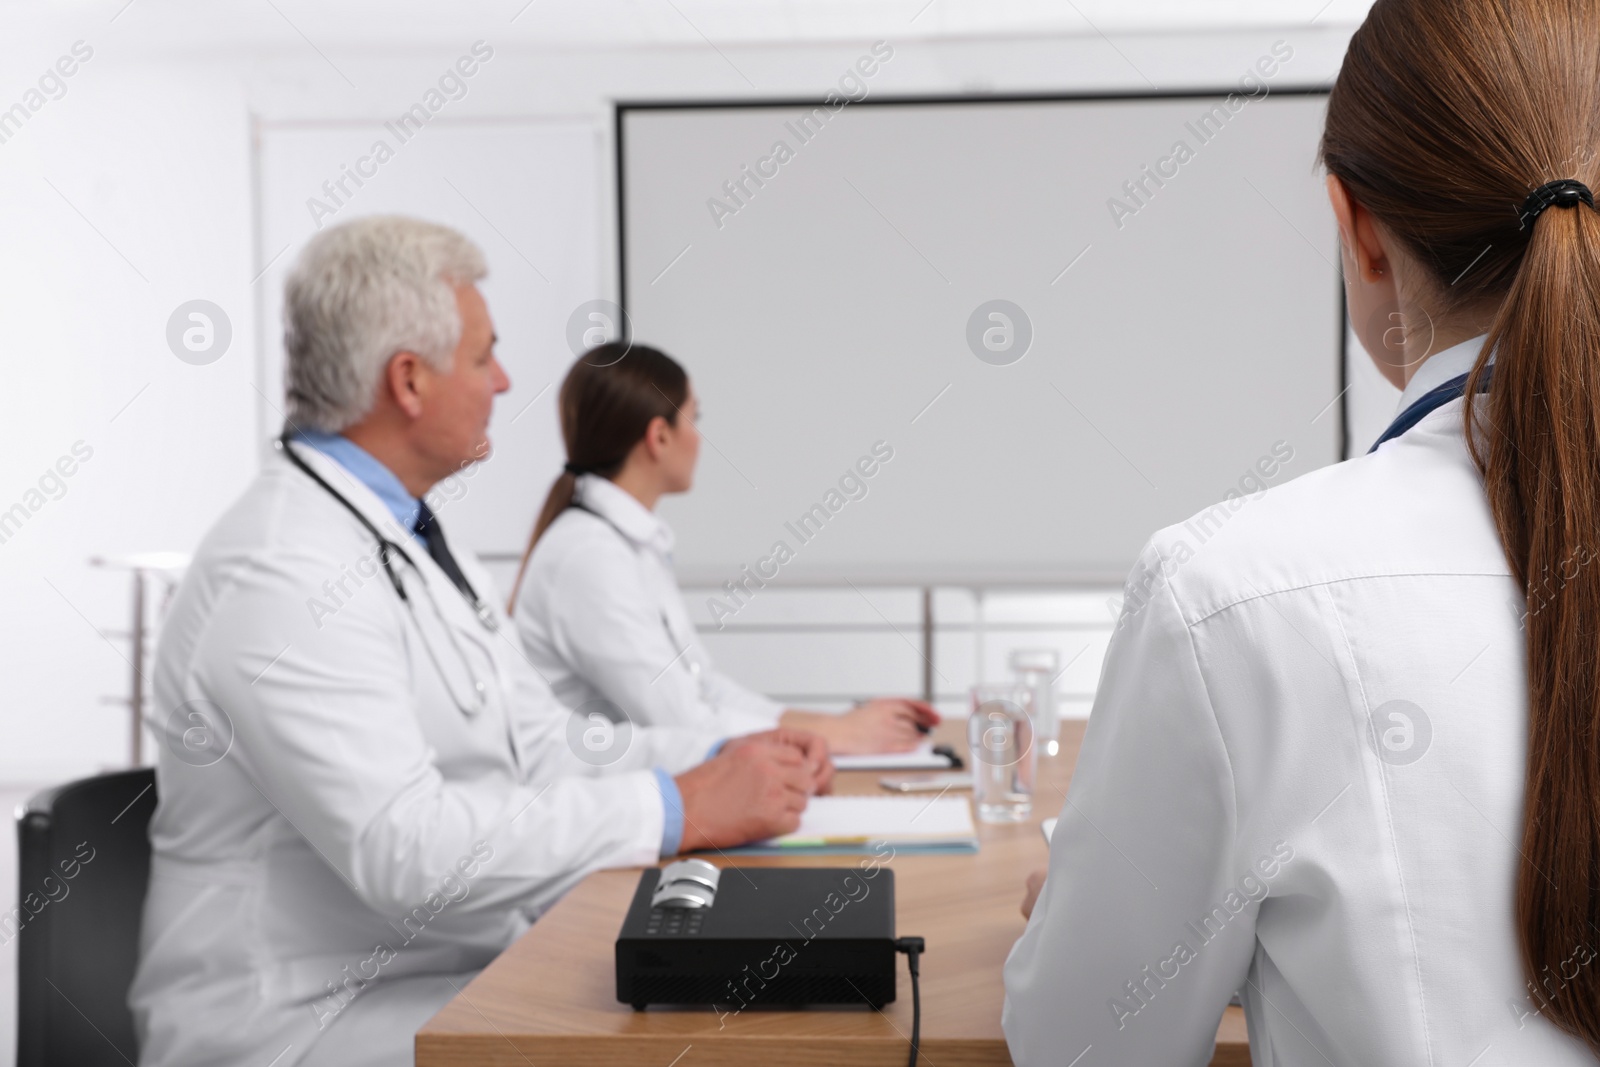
[293,430,423,542]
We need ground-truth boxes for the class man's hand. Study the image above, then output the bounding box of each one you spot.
[785,698,941,755]
[722,727,833,794]
[1021,867,1048,919]
[674,735,817,852]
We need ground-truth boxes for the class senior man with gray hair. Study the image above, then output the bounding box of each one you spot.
[128,215,829,1067]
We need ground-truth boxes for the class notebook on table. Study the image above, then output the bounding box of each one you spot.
[832,742,955,771]
[719,795,979,856]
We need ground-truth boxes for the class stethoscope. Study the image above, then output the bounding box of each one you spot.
[1367,365,1493,453]
[276,434,498,716]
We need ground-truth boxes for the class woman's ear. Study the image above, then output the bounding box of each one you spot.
[1326,173,1390,282]
[1327,173,1420,389]
[639,414,673,463]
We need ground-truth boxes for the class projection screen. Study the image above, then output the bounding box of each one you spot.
[618,89,1343,585]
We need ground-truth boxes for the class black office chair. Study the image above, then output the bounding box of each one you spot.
[15,768,157,1067]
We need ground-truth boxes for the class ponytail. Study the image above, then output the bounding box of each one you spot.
[508,470,578,609]
[1467,198,1600,1044]
[1323,0,1600,1048]
[507,342,688,610]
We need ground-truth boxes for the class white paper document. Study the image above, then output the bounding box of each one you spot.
[831,741,954,771]
[762,795,977,850]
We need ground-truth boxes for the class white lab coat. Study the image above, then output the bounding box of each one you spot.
[129,443,723,1067]
[1003,335,1594,1064]
[513,474,783,735]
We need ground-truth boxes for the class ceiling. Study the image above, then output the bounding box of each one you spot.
[12,0,1373,55]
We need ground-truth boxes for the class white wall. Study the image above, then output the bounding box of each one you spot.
[0,45,255,781]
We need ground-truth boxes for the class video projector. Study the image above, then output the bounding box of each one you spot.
[615,859,897,1011]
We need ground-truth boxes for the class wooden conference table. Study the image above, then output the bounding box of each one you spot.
[417,720,1251,1066]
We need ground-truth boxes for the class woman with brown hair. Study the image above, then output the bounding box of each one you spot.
[510,343,939,755]
[1005,1,1600,1062]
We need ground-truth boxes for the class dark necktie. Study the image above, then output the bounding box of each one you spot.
[413,502,474,600]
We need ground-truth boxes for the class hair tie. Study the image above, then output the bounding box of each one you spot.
[1519,179,1594,230]
[562,461,589,477]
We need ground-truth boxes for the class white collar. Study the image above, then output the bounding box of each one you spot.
[278,440,475,611]
[1395,333,1490,415]
[573,474,674,555]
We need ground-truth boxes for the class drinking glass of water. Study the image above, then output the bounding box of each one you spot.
[968,683,1036,823]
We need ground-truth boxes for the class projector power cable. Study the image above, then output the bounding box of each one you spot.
[894,936,925,1067]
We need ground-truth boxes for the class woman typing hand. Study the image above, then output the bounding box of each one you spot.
[782,697,940,755]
